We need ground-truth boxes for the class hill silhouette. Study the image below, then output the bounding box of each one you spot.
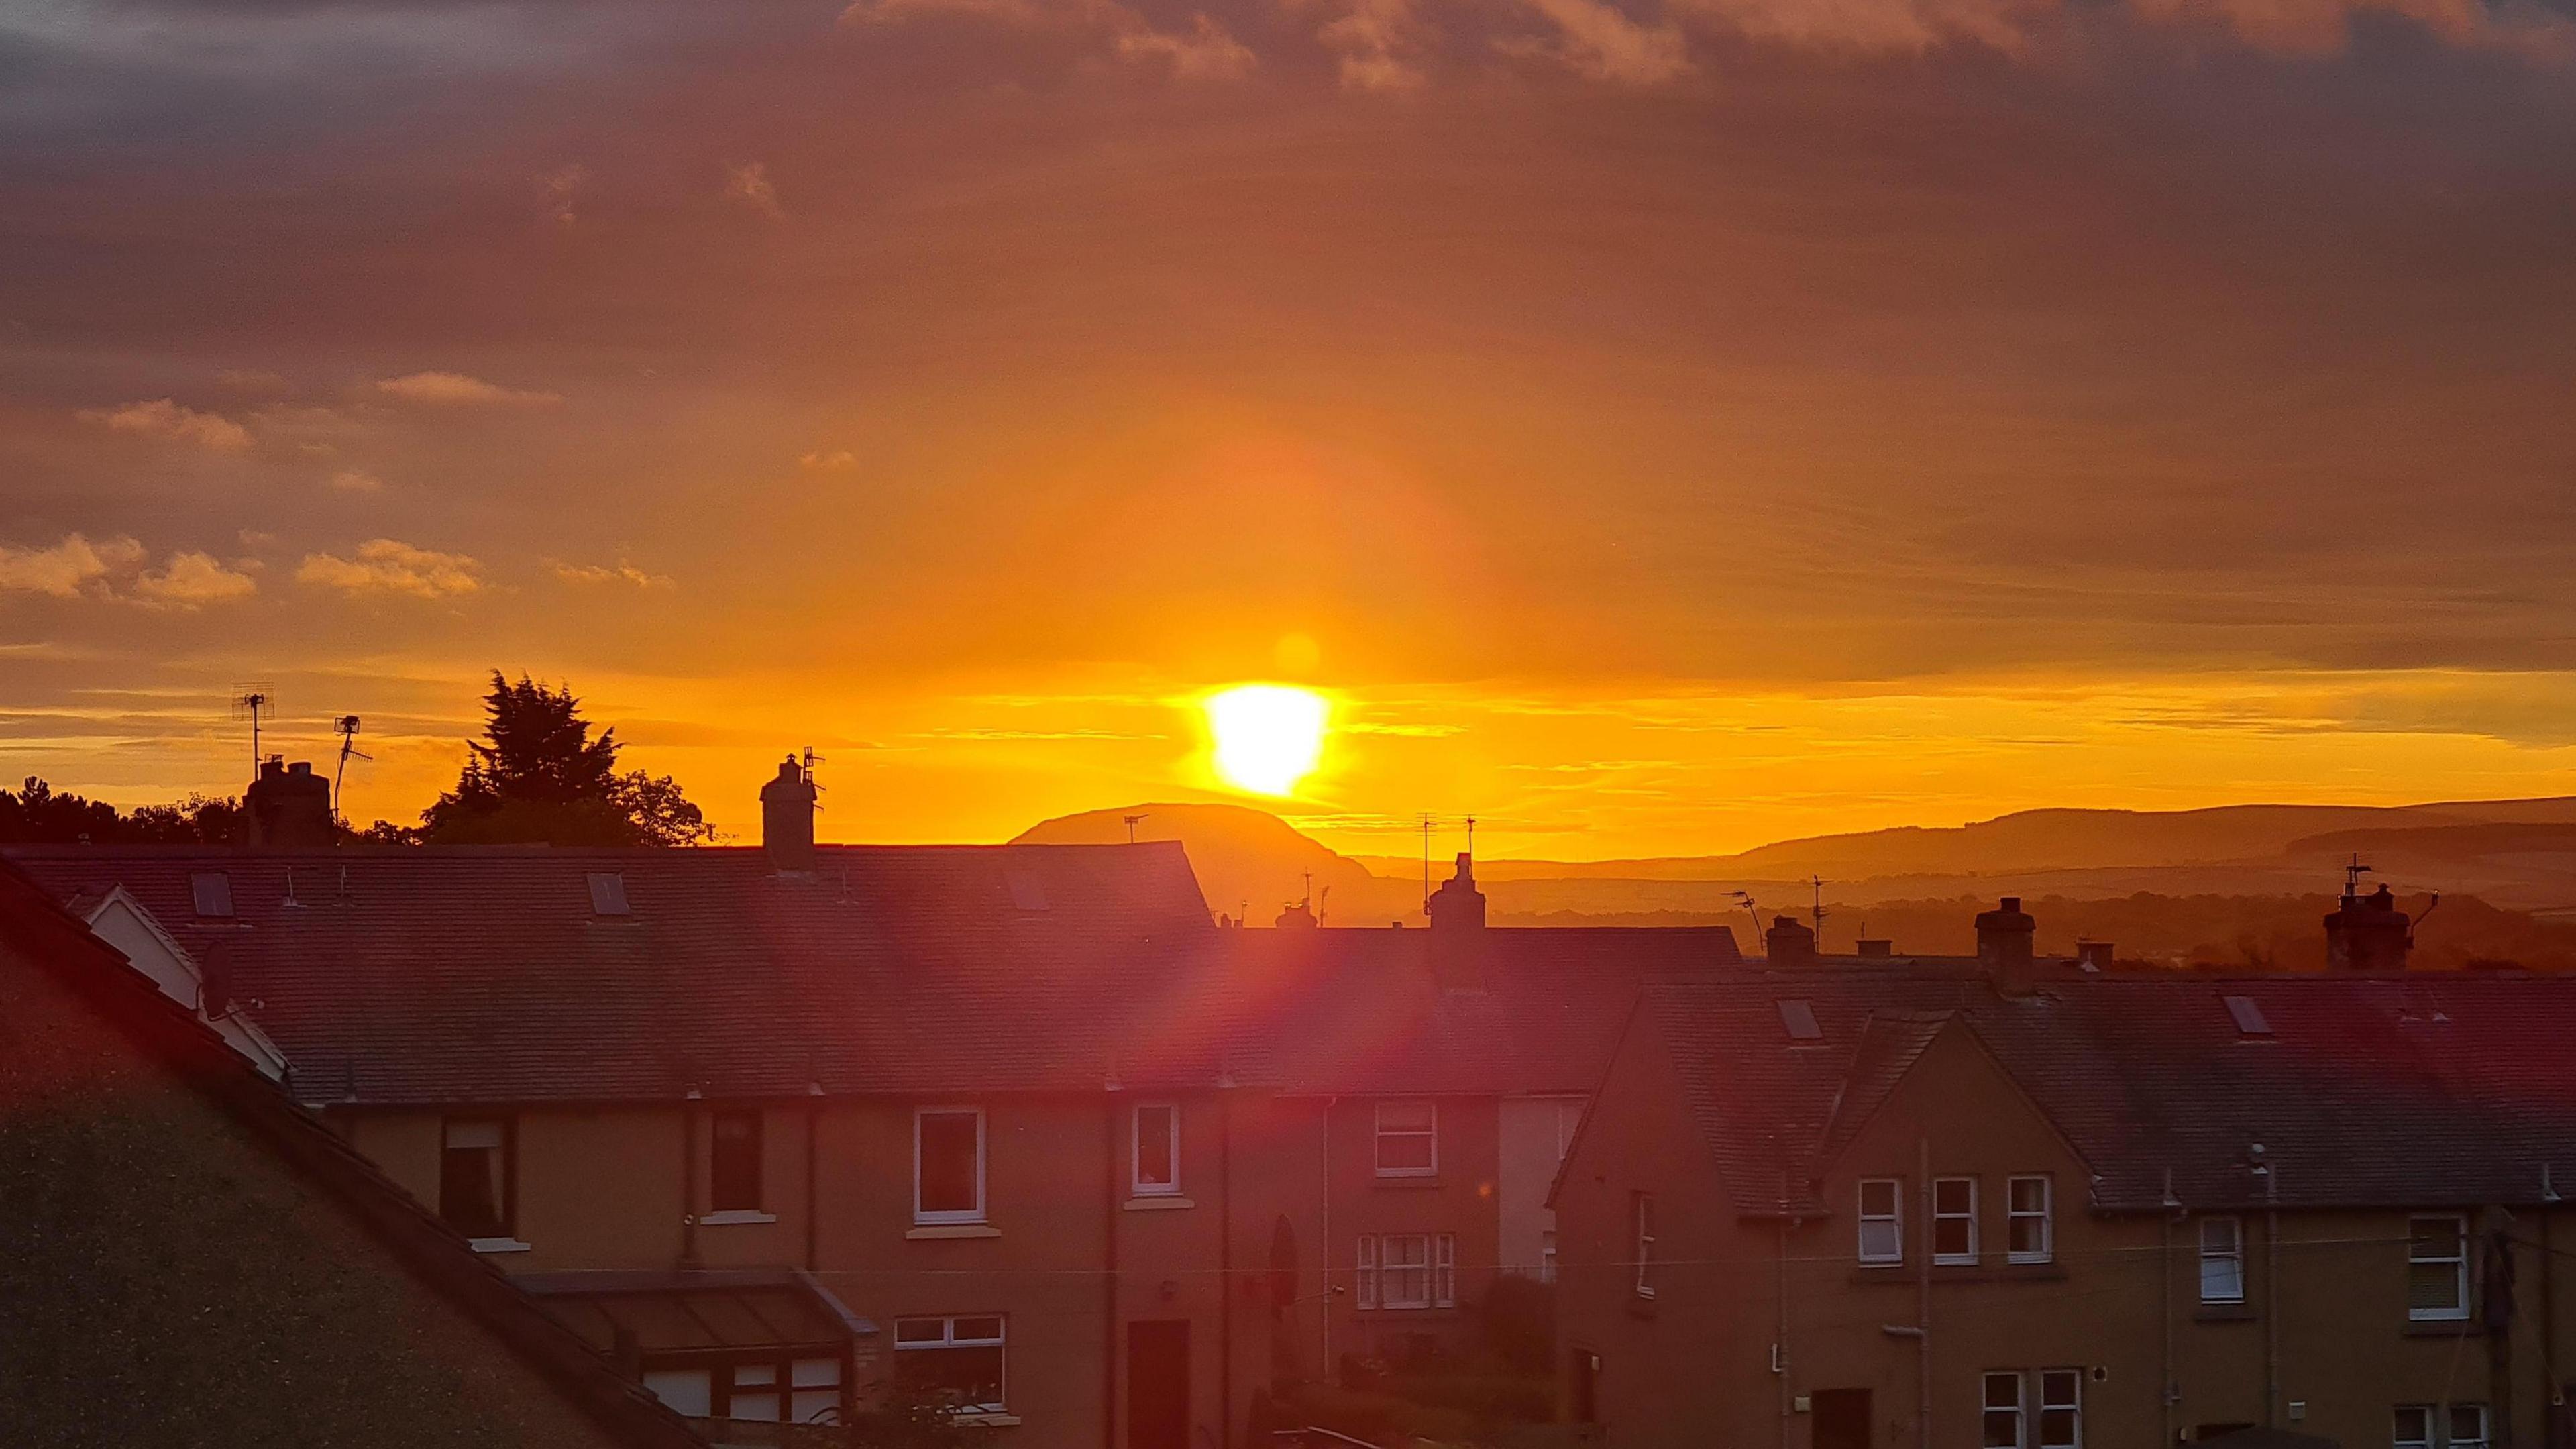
[1010,802,1421,926]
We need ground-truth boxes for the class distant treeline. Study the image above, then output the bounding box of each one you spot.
[1497,891,2576,972]
[0,777,244,845]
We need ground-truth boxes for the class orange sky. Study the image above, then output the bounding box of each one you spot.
[5,0,2575,859]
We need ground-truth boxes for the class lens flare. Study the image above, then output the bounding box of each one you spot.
[1203,684,1330,796]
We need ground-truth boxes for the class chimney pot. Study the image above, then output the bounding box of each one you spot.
[759,754,818,873]
[246,758,335,847]
[1975,896,2040,994]
[1426,849,1488,989]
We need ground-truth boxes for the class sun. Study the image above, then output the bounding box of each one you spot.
[1203,684,1330,797]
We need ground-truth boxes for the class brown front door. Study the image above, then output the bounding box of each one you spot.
[1812,1388,1871,1449]
[1128,1320,1190,1449]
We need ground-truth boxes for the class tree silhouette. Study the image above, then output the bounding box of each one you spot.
[418,673,712,847]
[0,777,244,844]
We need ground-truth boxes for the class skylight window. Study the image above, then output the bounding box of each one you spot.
[190,871,234,918]
[1778,1000,1822,1041]
[2222,995,2271,1037]
[1006,871,1049,912]
[587,872,631,917]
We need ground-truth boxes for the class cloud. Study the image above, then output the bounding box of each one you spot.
[1509,0,1695,80]
[329,469,387,492]
[2125,0,2575,56]
[372,372,561,407]
[1307,0,1431,89]
[76,398,254,452]
[0,534,144,597]
[135,551,258,606]
[552,559,676,589]
[801,450,858,470]
[215,368,291,394]
[725,161,786,219]
[296,539,482,598]
[537,164,587,225]
[1116,13,1260,77]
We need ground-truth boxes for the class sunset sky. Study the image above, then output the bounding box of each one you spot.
[4,0,2574,858]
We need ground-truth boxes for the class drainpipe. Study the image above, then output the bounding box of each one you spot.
[1320,1097,1337,1381]
[804,1099,821,1270]
[1776,1195,1792,1449]
[2257,1144,2278,1430]
[1918,1137,1933,1449]
[2160,1169,2178,1449]
[681,1095,702,1268]
[1221,1089,1236,1449]
[1107,1093,1122,1449]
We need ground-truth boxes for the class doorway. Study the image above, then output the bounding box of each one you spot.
[1811,1388,1872,1449]
[1127,1320,1190,1449]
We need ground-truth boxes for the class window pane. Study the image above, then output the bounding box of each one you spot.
[2393,1406,2433,1448]
[729,1392,780,1422]
[1861,1179,1898,1216]
[790,1389,840,1424]
[894,1319,947,1344]
[1983,1413,2021,1448]
[2199,1217,2237,1253]
[2450,1404,2489,1446]
[712,1111,763,1212]
[792,1359,841,1387]
[2409,1262,2465,1313]
[735,1364,777,1386]
[2200,1254,2245,1303]
[1136,1106,1177,1189]
[2037,1409,2076,1448]
[439,1141,506,1238]
[953,1316,1004,1342]
[896,1344,1005,1411]
[644,1368,712,1417]
[1378,1132,1436,1173]
[918,1112,980,1216]
[2011,1178,2047,1214]
[1935,1218,1973,1258]
[2010,1218,2043,1255]
[1860,1220,1902,1261]
[1984,1374,2021,1410]
[1379,1101,1435,1130]
[1935,1179,1973,1214]
[2411,1216,2463,1261]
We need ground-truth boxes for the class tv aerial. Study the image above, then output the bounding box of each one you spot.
[229,683,277,778]
[332,715,372,821]
[1123,813,1147,845]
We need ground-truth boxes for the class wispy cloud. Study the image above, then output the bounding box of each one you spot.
[1308,0,1431,89]
[329,469,387,492]
[0,534,143,598]
[1116,12,1260,77]
[76,398,253,452]
[552,559,675,589]
[1509,0,1693,81]
[372,372,561,407]
[134,552,258,606]
[297,539,482,598]
[537,164,587,226]
[724,161,785,219]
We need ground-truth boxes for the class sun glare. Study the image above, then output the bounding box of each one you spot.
[1203,684,1330,797]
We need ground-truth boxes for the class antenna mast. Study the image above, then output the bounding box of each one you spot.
[1810,875,1829,944]
[331,715,372,822]
[229,683,276,780]
[1124,813,1146,845]
[1419,812,1433,914]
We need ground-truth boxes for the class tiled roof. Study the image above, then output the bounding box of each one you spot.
[3,843,1224,1104]
[1221,926,1743,1095]
[0,857,706,1449]
[1639,969,2576,1214]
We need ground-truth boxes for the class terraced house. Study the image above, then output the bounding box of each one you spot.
[1553,903,2576,1449]
[4,775,1727,1449]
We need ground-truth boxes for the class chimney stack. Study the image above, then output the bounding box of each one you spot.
[1976,896,2039,994]
[759,755,818,874]
[1426,851,1487,991]
[1764,914,1817,967]
[2325,882,2411,973]
[246,757,335,847]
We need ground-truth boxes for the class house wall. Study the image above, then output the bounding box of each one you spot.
[337,1091,1291,1449]
[1324,1093,1507,1368]
[1498,1095,1583,1277]
[1558,1018,2576,1449]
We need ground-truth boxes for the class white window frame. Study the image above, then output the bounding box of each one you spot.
[1434,1232,1457,1308]
[2448,1403,2491,1449]
[1933,1176,1979,1265]
[912,1107,987,1225]
[2006,1175,2053,1265]
[1540,1229,1559,1285]
[1982,1371,2026,1449]
[1375,1100,1438,1179]
[2037,1368,2082,1449]
[2198,1216,2245,1304]
[2408,1213,2471,1322]
[2394,1405,2435,1449]
[1380,1233,1433,1309]
[1634,1192,1656,1299]
[1355,1235,1378,1310]
[891,1315,1006,1414]
[1131,1102,1181,1197]
[1858,1177,1904,1265]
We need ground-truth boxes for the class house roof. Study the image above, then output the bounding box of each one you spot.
[1218,925,1741,1095]
[2,843,1225,1104]
[0,855,706,1449]
[1636,969,2576,1214]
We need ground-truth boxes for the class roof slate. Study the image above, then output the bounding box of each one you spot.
[1640,970,2576,1214]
